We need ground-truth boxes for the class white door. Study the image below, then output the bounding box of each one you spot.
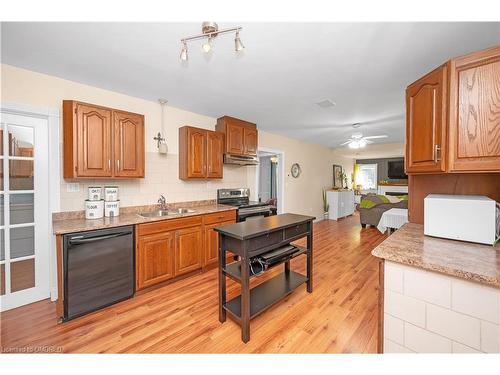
[0,112,50,311]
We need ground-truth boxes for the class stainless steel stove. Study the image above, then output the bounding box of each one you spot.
[217,188,277,222]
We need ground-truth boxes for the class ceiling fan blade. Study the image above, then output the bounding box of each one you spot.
[339,140,352,146]
[363,135,388,139]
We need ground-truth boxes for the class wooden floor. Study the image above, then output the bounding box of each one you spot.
[0,215,385,353]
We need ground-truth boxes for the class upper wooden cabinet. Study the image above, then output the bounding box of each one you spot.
[63,100,145,179]
[113,110,145,178]
[216,116,258,156]
[448,47,500,172]
[179,126,223,180]
[405,45,500,174]
[406,65,447,173]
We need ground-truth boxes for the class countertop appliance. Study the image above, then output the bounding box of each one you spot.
[217,188,277,222]
[424,194,497,245]
[63,226,135,321]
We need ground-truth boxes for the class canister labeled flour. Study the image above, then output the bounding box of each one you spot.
[104,186,119,201]
[85,199,104,219]
[88,186,102,201]
[104,200,120,217]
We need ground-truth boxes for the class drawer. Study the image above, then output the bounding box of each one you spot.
[248,230,283,252]
[137,215,203,236]
[284,223,308,240]
[203,210,236,225]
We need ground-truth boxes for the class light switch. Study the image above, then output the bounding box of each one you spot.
[66,183,80,193]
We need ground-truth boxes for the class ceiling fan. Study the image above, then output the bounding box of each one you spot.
[340,131,388,149]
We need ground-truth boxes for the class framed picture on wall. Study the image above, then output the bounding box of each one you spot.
[333,164,343,188]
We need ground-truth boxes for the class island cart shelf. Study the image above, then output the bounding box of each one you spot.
[214,213,315,343]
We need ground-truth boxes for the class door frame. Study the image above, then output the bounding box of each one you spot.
[0,102,61,303]
[255,147,285,214]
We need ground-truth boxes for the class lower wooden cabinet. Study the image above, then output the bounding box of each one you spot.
[175,226,203,276]
[203,221,234,268]
[136,231,174,290]
[135,210,236,290]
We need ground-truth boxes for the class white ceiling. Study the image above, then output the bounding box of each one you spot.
[1,22,499,148]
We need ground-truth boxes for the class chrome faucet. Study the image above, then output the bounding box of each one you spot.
[157,195,167,210]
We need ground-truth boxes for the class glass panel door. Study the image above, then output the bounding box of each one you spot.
[0,112,49,310]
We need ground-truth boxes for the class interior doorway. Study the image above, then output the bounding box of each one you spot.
[256,148,284,214]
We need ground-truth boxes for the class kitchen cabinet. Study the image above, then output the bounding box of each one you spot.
[216,116,258,156]
[406,65,447,173]
[113,110,145,178]
[405,45,500,175]
[135,210,236,290]
[448,46,500,172]
[63,100,145,179]
[136,231,175,290]
[179,126,223,180]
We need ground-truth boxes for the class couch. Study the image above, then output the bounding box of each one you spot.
[358,194,408,228]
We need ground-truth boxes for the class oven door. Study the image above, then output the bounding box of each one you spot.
[237,206,272,222]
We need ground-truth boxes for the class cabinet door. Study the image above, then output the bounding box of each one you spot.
[75,103,113,177]
[448,47,500,172]
[206,131,223,178]
[187,128,207,178]
[113,111,145,177]
[136,231,174,290]
[405,65,447,173]
[226,123,244,155]
[204,221,236,268]
[175,226,202,276]
[243,127,258,156]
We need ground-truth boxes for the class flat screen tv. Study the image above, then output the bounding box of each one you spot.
[387,160,407,179]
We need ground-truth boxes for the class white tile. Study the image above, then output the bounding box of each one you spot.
[404,267,451,308]
[426,304,480,349]
[385,261,404,293]
[452,342,482,353]
[452,279,499,324]
[480,321,500,353]
[404,322,452,353]
[384,313,404,345]
[384,339,414,353]
[385,290,426,328]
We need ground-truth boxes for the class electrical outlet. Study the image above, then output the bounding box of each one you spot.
[66,183,80,193]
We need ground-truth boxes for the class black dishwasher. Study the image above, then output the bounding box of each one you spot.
[63,226,134,321]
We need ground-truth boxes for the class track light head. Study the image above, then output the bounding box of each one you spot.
[202,37,213,53]
[180,42,188,61]
[235,31,245,52]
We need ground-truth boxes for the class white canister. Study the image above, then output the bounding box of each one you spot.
[85,199,104,220]
[88,186,102,201]
[104,186,119,201]
[104,200,120,217]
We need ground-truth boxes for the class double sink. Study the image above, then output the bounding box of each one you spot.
[139,207,195,218]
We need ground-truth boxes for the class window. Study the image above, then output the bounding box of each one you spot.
[357,164,377,190]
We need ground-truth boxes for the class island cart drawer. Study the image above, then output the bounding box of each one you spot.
[248,230,283,252]
[203,210,236,225]
[284,223,309,240]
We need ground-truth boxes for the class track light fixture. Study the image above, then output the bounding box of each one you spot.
[179,22,244,61]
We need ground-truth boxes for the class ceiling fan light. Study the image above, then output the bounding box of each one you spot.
[358,139,367,148]
[349,141,360,149]
[180,42,188,61]
[235,31,245,51]
[202,37,213,53]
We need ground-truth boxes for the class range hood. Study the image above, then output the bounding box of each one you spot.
[223,154,259,165]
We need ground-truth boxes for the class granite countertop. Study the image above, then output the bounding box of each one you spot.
[52,203,237,235]
[372,223,500,288]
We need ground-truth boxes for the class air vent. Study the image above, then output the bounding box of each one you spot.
[316,99,336,108]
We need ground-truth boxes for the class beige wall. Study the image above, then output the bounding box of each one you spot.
[1,64,354,217]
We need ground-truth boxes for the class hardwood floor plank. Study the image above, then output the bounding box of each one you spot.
[0,215,385,353]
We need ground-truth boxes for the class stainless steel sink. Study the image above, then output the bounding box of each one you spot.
[139,209,170,218]
[169,208,195,214]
